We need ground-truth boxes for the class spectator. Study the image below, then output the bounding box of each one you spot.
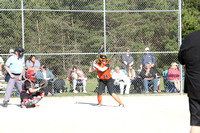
[3,47,25,107]
[0,56,4,77]
[140,47,155,69]
[35,65,55,96]
[157,74,161,93]
[7,49,14,60]
[140,62,158,93]
[70,66,87,93]
[178,30,200,133]
[112,66,131,94]
[121,48,134,69]
[26,55,40,71]
[167,62,180,92]
[0,56,4,91]
[126,63,137,91]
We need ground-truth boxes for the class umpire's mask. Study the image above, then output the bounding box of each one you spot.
[15,47,24,58]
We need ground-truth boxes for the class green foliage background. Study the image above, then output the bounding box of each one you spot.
[0,0,199,79]
[182,0,200,38]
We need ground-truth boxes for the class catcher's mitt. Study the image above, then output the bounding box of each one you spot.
[39,80,48,89]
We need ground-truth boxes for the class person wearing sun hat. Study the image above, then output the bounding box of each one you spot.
[140,47,156,69]
[167,62,180,92]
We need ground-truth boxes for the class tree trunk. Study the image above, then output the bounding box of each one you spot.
[36,19,41,53]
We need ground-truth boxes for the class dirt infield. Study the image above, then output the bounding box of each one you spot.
[0,94,190,133]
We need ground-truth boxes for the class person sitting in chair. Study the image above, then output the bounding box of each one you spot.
[167,62,180,92]
[26,55,40,71]
[70,66,87,93]
[112,66,131,94]
[35,65,55,96]
[0,55,4,77]
[140,62,158,93]
[126,63,137,91]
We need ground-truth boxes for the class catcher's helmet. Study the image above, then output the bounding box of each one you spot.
[98,54,108,63]
[26,70,36,82]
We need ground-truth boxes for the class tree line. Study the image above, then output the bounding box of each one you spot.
[0,0,199,78]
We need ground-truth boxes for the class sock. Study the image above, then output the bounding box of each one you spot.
[97,95,102,104]
[112,93,122,104]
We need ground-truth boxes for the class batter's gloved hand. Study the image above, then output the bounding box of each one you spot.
[92,60,97,68]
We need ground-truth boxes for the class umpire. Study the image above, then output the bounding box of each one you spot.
[178,30,200,132]
[3,47,25,107]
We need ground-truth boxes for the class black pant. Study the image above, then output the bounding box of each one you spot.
[44,81,53,96]
[189,98,200,126]
[98,78,114,95]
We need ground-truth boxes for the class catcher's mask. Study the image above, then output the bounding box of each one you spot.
[26,70,36,82]
[98,54,108,63]
[15,47,24,58]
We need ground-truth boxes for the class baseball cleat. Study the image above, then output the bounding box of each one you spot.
[97,104,102,107]
[2,102,8,107]
[2,101,8,107]
[119,104,125,108]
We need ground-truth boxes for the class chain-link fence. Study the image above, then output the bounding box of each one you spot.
[0,0,182,96]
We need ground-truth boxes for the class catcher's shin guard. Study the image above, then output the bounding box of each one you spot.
[21,99,34,108]
[31,92,44,104]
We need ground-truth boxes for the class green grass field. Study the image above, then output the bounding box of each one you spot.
[0,77,184,98]
[57,77,168,97]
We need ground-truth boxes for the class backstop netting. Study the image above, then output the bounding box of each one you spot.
[0,0,181,96]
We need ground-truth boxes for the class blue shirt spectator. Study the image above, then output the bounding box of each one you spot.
[7,49,15,60]
[140,47,155,69]
[35,65,55,81]
[35,65,55,96]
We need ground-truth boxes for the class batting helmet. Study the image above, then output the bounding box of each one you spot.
[98,54,108,63]
[26,70,36,82]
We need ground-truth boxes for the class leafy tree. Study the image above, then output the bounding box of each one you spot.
[182,0,200,38]
[1,0,199,77]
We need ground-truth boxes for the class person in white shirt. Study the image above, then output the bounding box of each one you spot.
[112,66,131,94]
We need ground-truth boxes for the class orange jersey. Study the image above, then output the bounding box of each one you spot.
[95,62,111,80]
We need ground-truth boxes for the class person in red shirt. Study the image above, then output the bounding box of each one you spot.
[167,62,180,92]
[89,54,124,107]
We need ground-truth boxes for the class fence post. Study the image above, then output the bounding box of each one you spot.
[178,0,183,94]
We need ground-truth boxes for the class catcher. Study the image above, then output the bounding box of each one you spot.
[89,54,124,107]
[20,70,47,108]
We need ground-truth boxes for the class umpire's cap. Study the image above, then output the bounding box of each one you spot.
[15,47,24,52]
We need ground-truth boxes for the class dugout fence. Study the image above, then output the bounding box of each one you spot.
[0,0,182,96]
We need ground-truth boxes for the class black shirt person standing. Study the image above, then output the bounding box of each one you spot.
[178,30,200,133]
